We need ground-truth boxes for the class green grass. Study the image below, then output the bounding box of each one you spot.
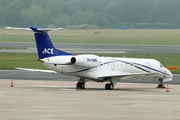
[0,53,179,74]
[0,46,26,49]
[0,53,47,70]
[1,29,180,45]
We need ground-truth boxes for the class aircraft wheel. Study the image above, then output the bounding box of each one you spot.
[109,84,114,90]
[157,84,165,88]
[76,82,85,89]
[105,83,114,90]
[76,82,81,88]
[105,83,110,89]
[80,83,85,89]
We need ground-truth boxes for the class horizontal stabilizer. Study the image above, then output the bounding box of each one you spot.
[5,27,63,31]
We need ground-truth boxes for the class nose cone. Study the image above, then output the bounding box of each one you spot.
[166,69,173,78]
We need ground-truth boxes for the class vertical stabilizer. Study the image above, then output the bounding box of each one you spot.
[30,27,73,59]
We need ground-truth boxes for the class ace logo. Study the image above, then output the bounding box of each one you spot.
[43,48,54,54]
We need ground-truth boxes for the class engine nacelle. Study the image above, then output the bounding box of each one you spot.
[71,55,101,68]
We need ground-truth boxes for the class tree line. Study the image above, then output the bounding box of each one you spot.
[1,0,180,28]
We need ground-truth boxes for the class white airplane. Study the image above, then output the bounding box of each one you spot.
[17,26,173,90]
[4,27,63,31]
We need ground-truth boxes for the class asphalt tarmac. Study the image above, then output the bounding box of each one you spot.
[1,42,180,53]
[0,78,180,120]
[0,70,180,120]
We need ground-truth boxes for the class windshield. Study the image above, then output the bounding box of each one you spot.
[160,63,164,68]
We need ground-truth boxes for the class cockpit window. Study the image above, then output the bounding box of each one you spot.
[160,64,163,68]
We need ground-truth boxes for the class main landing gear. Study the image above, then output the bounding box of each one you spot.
[76,78,116,90]
[76,78,87,89]
[157,78,166,88]
[105,78,117,90]
[105,83,114,90]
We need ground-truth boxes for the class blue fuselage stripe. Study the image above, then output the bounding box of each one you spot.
[68,68,91,73]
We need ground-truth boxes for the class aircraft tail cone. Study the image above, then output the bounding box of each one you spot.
[166,85,169,92]
[10,80,14,87]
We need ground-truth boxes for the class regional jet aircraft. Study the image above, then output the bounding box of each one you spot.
[17,27,173,90]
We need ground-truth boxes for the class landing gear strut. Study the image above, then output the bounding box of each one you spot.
[157,79,166,88]
[76,78,87,89]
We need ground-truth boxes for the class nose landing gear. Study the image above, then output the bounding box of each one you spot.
[156,78,166,88]
[157,84,165,88]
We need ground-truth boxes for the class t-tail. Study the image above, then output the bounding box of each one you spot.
[30,27,73,59]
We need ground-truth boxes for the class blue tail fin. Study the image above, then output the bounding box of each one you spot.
[30,27,73,59]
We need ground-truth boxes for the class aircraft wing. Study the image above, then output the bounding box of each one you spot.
[16,68,57,74]
[5,27,63,31]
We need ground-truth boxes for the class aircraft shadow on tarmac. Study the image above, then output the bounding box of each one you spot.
[56,87,155,92]
[25,85,149,91]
